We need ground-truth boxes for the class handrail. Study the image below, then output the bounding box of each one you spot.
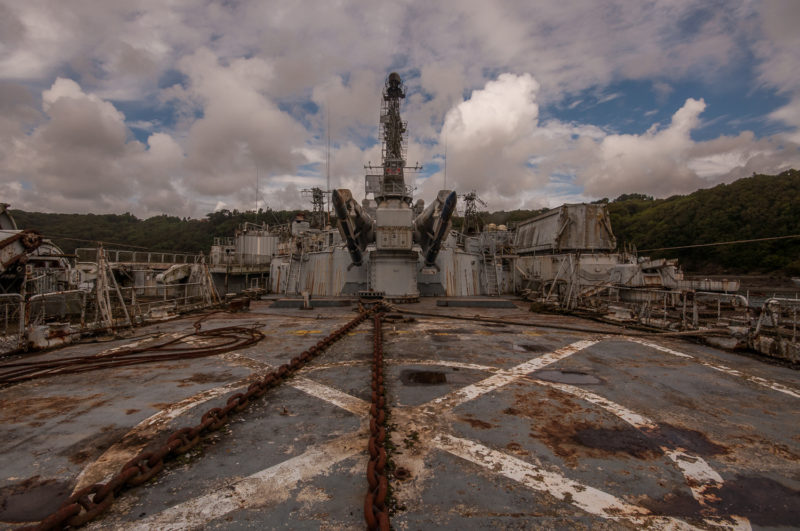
[75,248,205,264]
[695,291,750,308]
[28,289,88,302]
[754,297,800,337]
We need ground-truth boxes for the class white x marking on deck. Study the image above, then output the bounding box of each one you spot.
[79,322,781,530]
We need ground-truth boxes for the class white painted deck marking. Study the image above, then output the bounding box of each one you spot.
[122,432,364,531]
[297,359,369,372]
[390,359,502,372]
[530,378,657,429]
[291,377,370,416]
[94,332,176,356]
[74,378,250,491]
[429,339,598,410]
[432,434,700,530]
[74,349,282,491]
[91,332,760,529]
[222,354,370,416]
[531,379,725,486]
[627,338,800,399]
[528,379,750,530]
[299,358,499,374]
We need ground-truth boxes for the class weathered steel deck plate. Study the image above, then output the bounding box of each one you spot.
[1,299,798,529]
[436,298,518,308]
[270,298,355,309]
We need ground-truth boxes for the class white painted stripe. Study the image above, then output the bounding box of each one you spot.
[197,354,370,417]
[74,378,250,491]
[389,359,499,372]
[529,378,746,529]
[531,379,656,429]
[706,366,800,399]
[625,338,694,359]
[75,350,275,492]
[298,359,369,372]
[98,332,177,355]
[300,358,498,374]
[121,432,364,531]
[663,450,723,493]
[146,383,247,426]
[428,339,598,410]
[665,450,751,530]
[628,338,800,399]
[291,377,370,416]
[432,434,700,530]
[223,355,370,416]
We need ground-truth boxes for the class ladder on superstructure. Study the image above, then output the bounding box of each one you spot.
[483,252,499,296]
[95,246,131,329]
[284,240,304,295]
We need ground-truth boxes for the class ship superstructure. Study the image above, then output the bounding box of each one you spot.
[0,71,795,363]
[272,73,462,300]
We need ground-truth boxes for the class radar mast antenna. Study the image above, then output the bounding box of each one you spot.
[363,72,421,202]
[326,105,331,224]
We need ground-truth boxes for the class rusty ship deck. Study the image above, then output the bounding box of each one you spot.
[1,297,799,529]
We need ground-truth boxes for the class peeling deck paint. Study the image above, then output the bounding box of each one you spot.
[3,301,797,529]
[628,338,800,399]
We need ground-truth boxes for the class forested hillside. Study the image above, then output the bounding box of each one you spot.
[605,169,800,274]
[8,169,800,274]
[10,209,302,255]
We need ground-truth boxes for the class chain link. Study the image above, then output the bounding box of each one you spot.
[364,310,391,530]
[22,308,375,530]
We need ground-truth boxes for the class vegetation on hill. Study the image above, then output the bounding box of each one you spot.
[605,169,800,275]
[10,209,303,255]
[8,169,800,274]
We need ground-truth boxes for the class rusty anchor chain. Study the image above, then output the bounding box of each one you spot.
[23,308,376,530]
[364,310,391,530]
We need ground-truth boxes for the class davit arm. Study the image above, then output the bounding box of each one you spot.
[332,189,374,267]
[413,190,457,268]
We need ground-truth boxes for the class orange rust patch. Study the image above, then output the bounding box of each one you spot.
[505,442,530,456]
[0,393,104,423]
[732,434,799,461]
[459,416,494,430]
[515,387,727,466]
[69,450,91,464]
[176,372,234,387]
[514,388,661,466]
[640,475,800,526]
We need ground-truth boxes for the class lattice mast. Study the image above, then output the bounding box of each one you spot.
[365,73,420,200]
[461,191,487,235]
[381,72,408,191]
[301,187,328,228]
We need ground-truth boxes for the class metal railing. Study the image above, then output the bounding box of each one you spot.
[0,283,218,353]
[209,253,273,268]
[75,248,205,265]
[374,181,414,197]
[0,294,24,352]
[586,287,752,330]
[28,290,88,328]
[754,297,800,342]
[114,282,213,322]
[694,291,751,325]
[0,245,224,353]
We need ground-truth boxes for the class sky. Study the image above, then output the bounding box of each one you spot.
[1,0,799,218]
